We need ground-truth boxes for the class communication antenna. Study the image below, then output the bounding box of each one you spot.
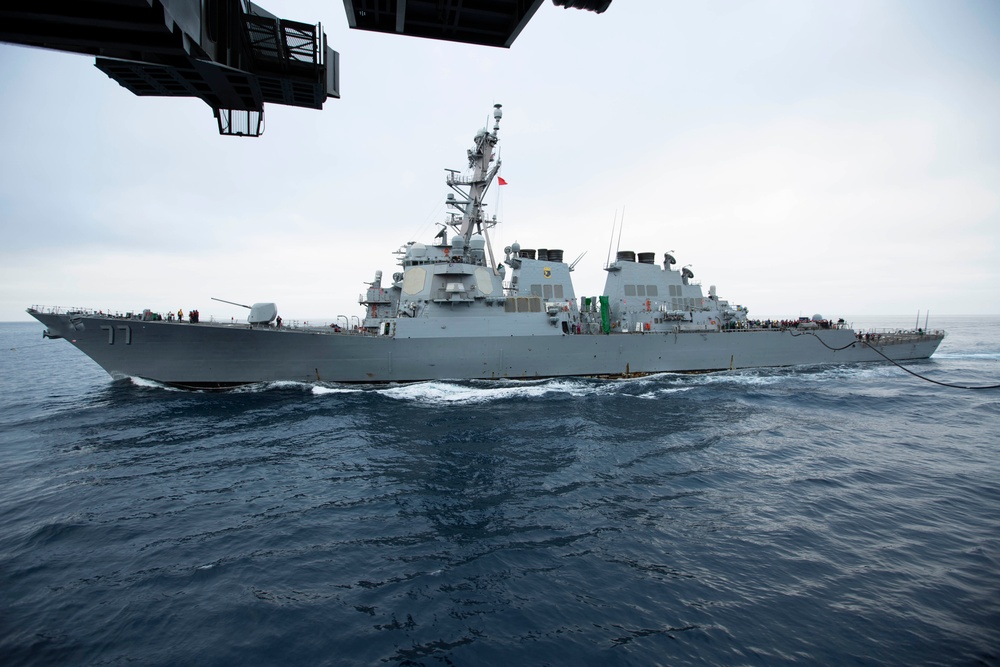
[605,209,618,266]
[615,206,626,257]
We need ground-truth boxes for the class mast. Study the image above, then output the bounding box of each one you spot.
[446,104,503,244]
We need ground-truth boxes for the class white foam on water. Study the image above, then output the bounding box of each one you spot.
[675,363,902,389]
[128,376,183,392]
[378,377,609,404]
[265,380,313,390]
[125,361,943,397]
[635,387,696,399]
[935,352,1000,360]
[230,381,288,394]
[681,370,789,388]
[229,380,362,395]
[800,363,903,384]
[311,384,365,395]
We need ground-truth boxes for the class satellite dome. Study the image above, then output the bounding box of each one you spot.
[469,234,486,251]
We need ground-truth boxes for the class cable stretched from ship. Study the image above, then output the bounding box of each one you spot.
[791,330,1000,390]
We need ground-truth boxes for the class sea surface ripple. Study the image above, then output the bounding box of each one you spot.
[1,317,998,666]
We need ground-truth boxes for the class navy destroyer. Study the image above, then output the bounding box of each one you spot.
[29,104,944,388]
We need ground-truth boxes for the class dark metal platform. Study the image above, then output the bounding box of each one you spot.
[0,0,339,136]
[342,0,610,48]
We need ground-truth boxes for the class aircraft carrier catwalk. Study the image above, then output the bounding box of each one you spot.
[0,0,338,136]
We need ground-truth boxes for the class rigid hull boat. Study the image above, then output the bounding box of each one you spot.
[29,104,944,388]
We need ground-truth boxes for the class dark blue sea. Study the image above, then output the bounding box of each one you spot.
[2,316,998,666]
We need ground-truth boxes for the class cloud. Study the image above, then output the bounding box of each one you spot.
[2,0,998,322]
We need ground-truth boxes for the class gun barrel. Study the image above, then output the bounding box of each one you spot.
[211,297,252,309]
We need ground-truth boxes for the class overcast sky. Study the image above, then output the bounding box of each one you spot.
[1,0,998,324]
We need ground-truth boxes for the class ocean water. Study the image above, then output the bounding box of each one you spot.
[1,316,998,666]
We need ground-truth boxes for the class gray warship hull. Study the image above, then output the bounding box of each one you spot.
[29,309,943,388]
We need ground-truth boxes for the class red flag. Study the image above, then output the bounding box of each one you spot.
[497,176,508,185]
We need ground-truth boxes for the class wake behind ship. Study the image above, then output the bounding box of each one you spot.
[29,104,944,388]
